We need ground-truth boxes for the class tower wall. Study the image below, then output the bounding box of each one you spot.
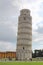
[16,9,32,61]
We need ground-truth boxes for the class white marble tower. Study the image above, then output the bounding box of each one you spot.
[16,9,32,61]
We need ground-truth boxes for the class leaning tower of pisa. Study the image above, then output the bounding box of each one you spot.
[16,9,32,61]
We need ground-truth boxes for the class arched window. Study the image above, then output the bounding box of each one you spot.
[23,47,24,50]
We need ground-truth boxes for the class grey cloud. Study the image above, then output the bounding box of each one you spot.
[0,0,19,17]
[0,41,16,51]
[33,24,43,43]
[0,23,17,43]
[38,2,43,17]
[37,27,43,34]
[0,0,19,26]
[0,0,19,43]
[35,26,43,34]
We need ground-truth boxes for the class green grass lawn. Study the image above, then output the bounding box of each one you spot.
[0,62,43,65]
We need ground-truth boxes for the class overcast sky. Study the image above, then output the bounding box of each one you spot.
[0,0,43,51]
